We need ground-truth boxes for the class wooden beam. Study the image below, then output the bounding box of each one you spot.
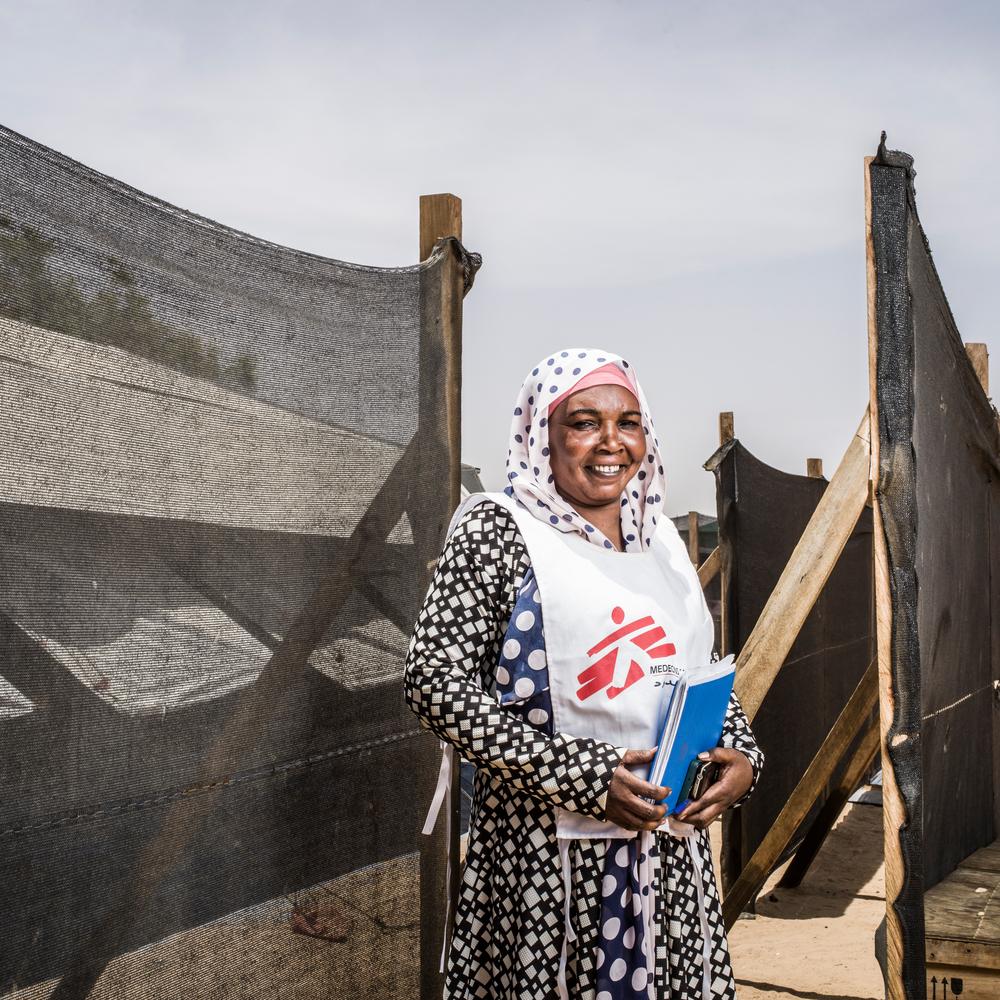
[687,511,700,564]
[417,192,464,1000]
[777,707,881,889]
[719,411,734,446]
[806,457,824,478]
[967,342,990,397]
[722,657,879,927]
[867,153,907,1000]
[734,410,871,720]
[697,546,721,588]
[420,194,462,262]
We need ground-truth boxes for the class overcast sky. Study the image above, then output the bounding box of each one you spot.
[2,0,998,515]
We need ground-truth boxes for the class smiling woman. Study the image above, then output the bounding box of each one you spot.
[405,348,763,1000]
[548,379,646,547]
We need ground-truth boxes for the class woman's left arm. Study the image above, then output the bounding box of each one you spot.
[675,690,764,828]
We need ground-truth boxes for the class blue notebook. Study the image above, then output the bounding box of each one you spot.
[647,655,736,814]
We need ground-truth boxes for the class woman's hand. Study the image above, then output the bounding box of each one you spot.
[604,748,671,832]
[675,747,753,830]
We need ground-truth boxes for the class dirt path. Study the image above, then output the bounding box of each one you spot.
[723,800,885,1000]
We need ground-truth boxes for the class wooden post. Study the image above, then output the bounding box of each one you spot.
[806,458,824,478]
[866,154,908,1000]
[687,510,700,564]
[966,342,989,396]
[719,411,734,445]
[734,410,871,721]
[420,193,462,261]
[717,412,734,657]
[418,192,464,1000]
[722,657,879,927]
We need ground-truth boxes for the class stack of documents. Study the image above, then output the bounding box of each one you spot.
[648,654,736,814]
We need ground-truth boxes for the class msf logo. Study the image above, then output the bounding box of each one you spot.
[576,607,677,701]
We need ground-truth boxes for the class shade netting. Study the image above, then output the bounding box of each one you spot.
[708,439,874,899]
[0,123,461,999]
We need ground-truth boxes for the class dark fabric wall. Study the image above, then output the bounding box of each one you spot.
[711,440,874,893]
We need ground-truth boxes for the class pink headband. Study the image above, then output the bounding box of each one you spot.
[548,362,638,415]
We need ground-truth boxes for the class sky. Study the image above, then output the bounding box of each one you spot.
[2,0,998,515]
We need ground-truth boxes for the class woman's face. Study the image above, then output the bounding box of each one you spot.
[548,384,645,511]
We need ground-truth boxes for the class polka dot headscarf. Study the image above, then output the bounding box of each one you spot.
[505,348,666,552]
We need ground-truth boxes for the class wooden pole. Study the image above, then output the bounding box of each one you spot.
[722,657,879,927]
[806,458,824,478]
[966,342,989,396]
[420,193,462,261]
[719,411,734,445]
[418,192,464,1000]
[717,412,733,657]
[734,410,871,721]
[866,154,908,1000]
[687,510,700,564]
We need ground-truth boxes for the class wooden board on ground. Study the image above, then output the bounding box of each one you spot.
[925,840,1000,997]
[925,849,1000,968]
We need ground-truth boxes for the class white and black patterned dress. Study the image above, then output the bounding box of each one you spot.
[404,501,763,1000]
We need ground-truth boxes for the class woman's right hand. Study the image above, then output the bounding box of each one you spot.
[604,747,670,832]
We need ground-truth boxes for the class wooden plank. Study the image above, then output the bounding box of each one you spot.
[719,411,734,446]
[867,150,910,1000]
[926,964,1000,998]
[419,194,462,262]
[960,842,1000,876]
[417,193,464,1000]
[697,546,721,588]
[928,940,1000,972]
[925,866,1000,951]
[0,316,403,536]
[687,511,700,564]
[722,657,878,927]
[966,343,989,397]
[806,457,824,478]
[733,410,871,721]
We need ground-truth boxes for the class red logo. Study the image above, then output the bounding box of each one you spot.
[576,607,677,701]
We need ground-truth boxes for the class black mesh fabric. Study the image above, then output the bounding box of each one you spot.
[0,124,457,999]
[707,440,874,898]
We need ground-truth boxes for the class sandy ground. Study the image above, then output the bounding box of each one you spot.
[723,798,885,1000]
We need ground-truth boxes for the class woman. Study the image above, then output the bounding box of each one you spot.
[405,349,762,1000]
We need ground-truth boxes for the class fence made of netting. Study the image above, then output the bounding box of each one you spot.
[0,123,473,1000]
[708,438,875,901]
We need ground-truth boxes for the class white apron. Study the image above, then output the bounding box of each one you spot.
[424,492,718,1000]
